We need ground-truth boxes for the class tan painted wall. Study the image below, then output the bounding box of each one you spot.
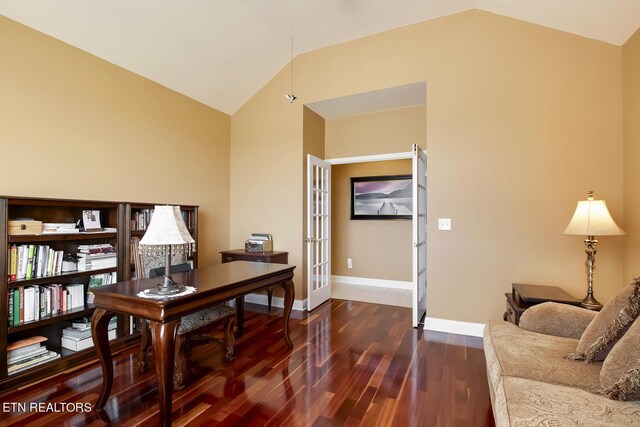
[0,16,231,266]
[623,29,640,282]
[332,160,412,281]
[325,106,426,158]
[231,10,624,322]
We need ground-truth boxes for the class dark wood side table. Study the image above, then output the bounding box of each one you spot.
[220,250,289,336]
[504,283,584,325]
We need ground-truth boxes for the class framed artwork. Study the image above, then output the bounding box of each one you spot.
[350,175,412,220]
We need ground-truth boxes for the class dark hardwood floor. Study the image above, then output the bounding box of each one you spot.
[0,300,495,426]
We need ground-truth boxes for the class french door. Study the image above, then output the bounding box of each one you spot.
[412,143,427,327]
[306,155,331,311]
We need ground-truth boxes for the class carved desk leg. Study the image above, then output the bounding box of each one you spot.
[235,296,245,338]
[149,319,179,427]
[92,308,116,411]
[281,280,295,348]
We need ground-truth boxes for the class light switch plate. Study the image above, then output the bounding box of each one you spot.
[438,218,452,230]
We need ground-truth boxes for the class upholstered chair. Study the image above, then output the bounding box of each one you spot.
[136,251,235,391]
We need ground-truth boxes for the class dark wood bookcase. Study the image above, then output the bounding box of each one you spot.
[0,197,198,391]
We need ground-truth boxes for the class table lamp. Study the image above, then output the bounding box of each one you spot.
[139,205,195,296]
[563,191,624,310]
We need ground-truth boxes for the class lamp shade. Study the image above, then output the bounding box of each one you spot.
[139,205,195,246]
[563,196,625,236]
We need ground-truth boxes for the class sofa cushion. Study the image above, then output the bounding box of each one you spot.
[485,321,602,393]
[601,316,640,400]
[571,278,640,362]
[497,377,640,426]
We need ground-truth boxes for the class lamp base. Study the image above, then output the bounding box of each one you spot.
[145,276,186,296]
[580,294,603,311]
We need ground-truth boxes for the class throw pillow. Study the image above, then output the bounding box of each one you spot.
[601,316,640,400]
[568,277,640,362]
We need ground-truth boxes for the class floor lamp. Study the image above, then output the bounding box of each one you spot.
[563,191,624,310]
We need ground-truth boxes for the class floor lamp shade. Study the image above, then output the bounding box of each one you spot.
[563,192,624,310]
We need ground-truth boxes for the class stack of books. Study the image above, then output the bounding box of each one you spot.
[77,244,117,271]
[7,245,65,281]
[7,336,60,375]
[61,317,116,351]
[41,223,78,234]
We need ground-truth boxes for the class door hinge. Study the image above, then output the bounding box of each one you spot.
[304,237,317,243]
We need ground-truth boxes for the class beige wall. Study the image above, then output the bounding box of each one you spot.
[231,10,624,322]
[623,29,640,282]
[0,16,231,266]
[332,160,412,281]
[325,106,426,158]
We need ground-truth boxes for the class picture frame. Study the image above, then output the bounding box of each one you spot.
[350,174,412,220]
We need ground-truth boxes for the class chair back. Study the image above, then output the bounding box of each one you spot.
[139,249,189,279]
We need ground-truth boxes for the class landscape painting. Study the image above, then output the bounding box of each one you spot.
[350,175,412,220]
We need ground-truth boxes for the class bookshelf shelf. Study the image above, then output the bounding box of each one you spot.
[8,304,95,334]
[7,267,118,288]
[9,232,117,244]
[0,197,198,391]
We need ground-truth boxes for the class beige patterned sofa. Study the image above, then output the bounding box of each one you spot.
[484,302,640,426]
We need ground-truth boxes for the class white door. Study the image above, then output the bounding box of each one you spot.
[307,155,331,311]
[412,144,427,327]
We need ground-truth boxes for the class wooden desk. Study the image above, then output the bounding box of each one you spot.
[91,262,295,427]
[220,249,289,334]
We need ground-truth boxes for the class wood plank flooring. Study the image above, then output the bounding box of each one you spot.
[0,300,495,426]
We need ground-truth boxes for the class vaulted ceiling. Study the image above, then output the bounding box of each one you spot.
[2,1,639,114]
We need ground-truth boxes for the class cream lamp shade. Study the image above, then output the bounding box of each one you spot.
[563,198,625,237]
[139,205,195,246]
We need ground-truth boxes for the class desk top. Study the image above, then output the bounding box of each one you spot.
[92,261,295,321]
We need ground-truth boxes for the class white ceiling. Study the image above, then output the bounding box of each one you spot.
[1,1,639,115]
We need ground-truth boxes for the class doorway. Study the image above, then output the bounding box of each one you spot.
[304,82,427,327]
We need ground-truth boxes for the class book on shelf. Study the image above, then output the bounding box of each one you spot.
[7,283,85,326]
[77,244,116,271]
[8,245,65,281]
[41,223,78,234]
[61,329,116,352]
[77,244,114,254]
[8,351,60,375]
[86,272,117,304]
[62,316,116,340]
[7,336,60,375]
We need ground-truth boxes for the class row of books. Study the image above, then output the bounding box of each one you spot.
[61,316,117,351]
[86,272,118,304]
[8,283,84,326]
[130,208,194,231]
[77,244,116,271]
[7,336,60,376]
[7,245,69,281]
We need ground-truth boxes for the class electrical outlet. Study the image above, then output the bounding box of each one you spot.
[347,258,353,269]
[438,218,452,230]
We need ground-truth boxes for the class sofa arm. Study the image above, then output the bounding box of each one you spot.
[519,302,597,339]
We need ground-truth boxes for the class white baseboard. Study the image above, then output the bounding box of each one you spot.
[331,275,412,290]
[423,317,485,337]
[243,293,307,311]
